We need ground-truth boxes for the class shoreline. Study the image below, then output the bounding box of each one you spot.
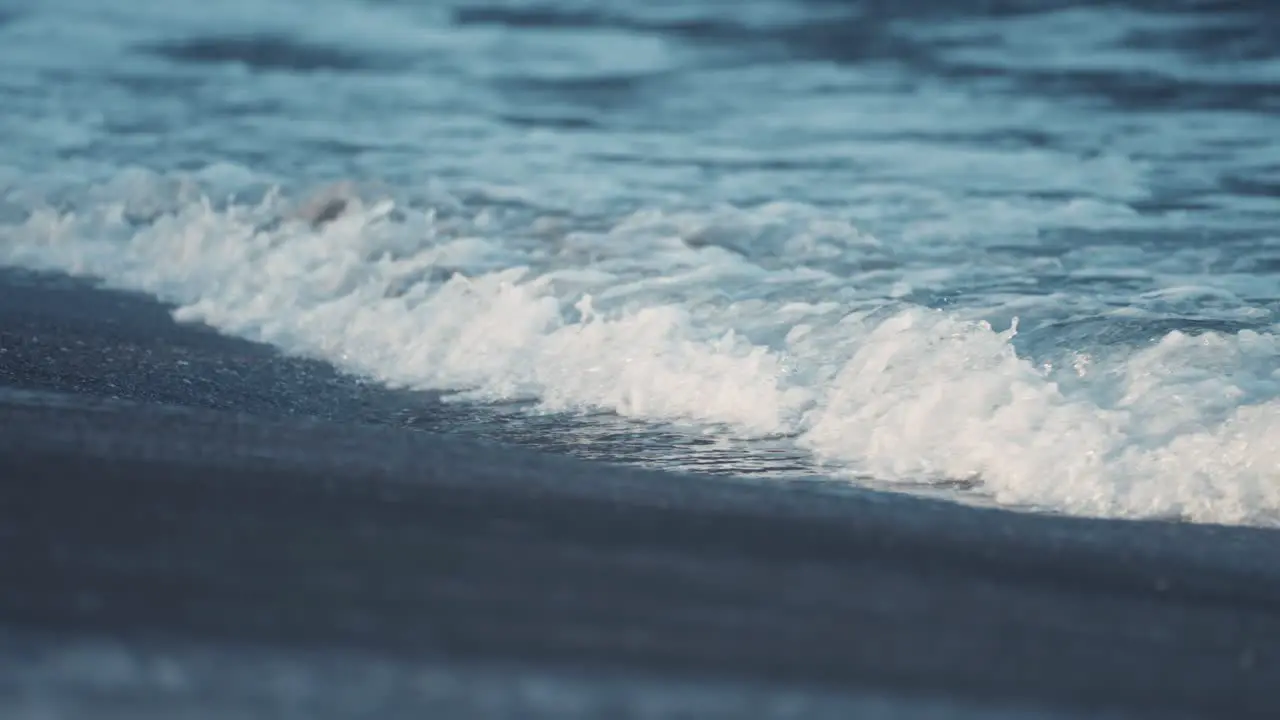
[1,268,1279,718]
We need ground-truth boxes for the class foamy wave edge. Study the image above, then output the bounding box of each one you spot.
[2,168,1277,527]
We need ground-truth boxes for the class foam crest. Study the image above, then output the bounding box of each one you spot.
[800,312,1280,524]
[2,178,811,437]
[2,173,1278,526]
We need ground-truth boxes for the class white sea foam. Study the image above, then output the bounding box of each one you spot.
[2,170,1278,526]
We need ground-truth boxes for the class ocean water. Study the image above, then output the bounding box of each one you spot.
[1,0,1278,526]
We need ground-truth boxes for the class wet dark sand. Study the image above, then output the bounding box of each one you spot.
[1,269,1279,719]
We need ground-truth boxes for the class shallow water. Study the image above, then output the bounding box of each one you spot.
[2,0,1278,526]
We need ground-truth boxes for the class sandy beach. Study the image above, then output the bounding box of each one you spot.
[2,269,1278,719]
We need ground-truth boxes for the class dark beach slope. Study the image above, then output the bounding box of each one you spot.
[1,269,1279,719]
